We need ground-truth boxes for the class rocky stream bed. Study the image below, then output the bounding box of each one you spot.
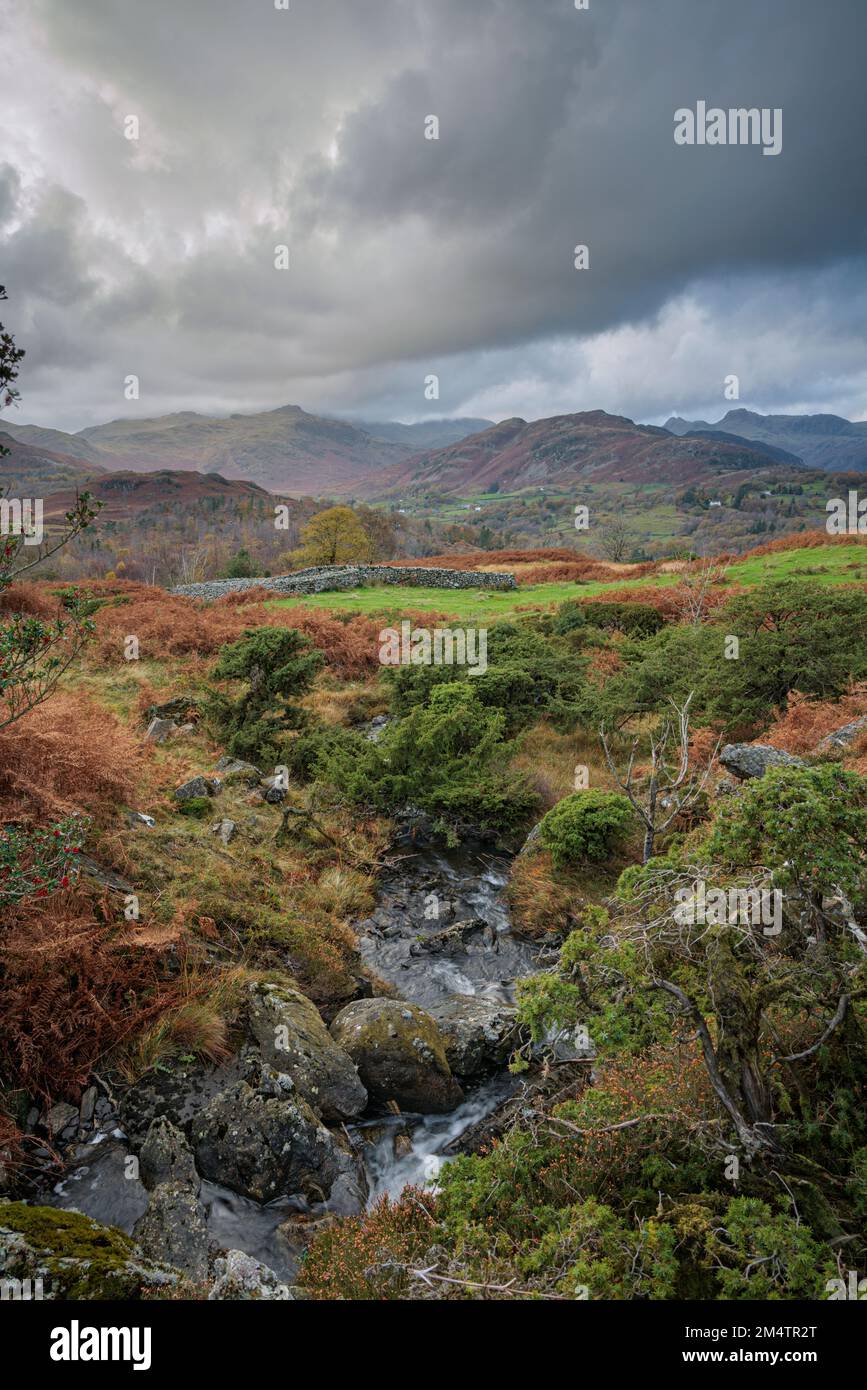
[14,830,553,1296]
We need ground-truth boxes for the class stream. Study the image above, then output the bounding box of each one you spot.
[43,839,542,1280]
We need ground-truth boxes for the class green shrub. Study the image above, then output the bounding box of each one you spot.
[539,791,635,867]
[208,627,322,765]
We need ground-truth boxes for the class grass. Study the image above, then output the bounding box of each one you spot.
[265,543,867,622]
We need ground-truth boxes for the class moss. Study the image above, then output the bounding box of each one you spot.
[0,1201,170,1300]
[176,796,212,820]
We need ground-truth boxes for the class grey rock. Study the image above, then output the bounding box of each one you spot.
[139,1118,199,1192]
[814,716,867,755]
[208,1250,292,1301]
[211,818,237,846]
[45,1103,78,1138]
[246,981,367,1123]
[174,776,221,801]
[126,811,155,829]
[719,743,805,781]
[190,1079,345,1204]
[214,756,261,778]
[330,998,463,1115]
[172,563,517,604]
[133,1182,210,1280]
[0,1203,179,1299]
[428,996,518,1078]
[78,1087,98,1130]
[145,717,176,744]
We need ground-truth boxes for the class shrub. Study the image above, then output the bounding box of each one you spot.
[539,791,635,867]
[209,627,322,764]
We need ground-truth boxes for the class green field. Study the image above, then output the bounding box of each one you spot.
[267,542,867,622]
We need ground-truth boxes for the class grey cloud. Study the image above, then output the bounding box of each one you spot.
[2,0,866,432]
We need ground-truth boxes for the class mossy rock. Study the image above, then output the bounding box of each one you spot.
[329,999,463,1114]
[0,1201,178,1299]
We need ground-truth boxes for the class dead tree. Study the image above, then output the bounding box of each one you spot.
[600,693,719,862]
[674,556,730,625]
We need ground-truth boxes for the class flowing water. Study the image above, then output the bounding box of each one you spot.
[43,839,539,1276]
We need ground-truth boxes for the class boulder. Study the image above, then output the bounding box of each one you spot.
[208,1250,292,1301]
[0,1201,178,1299]
[211,818,237,847]
[329,999,463,1114]
[133,1183,209,1280]
[145,717,176,744]
[428,996,518,1078]
[814,716,867,756]
[247,981,367,1122]
[719,743,804,781]
[214,756,262,779]
[190,1078,345,1204]
[174,776,221,801]
[138,1117,199,1191]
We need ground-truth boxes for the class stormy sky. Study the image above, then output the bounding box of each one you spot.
[1,0,866,432]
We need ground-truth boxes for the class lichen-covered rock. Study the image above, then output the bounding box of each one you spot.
[173,775,221,801]
[814,716,867,755]
[190,1079,345,1203]
[247,981,367,1123]
[0,1201,178,1299]
[133,1119,210,1280]
[133,1183,209,1280]
[208,1249,292,1300]
[139,1117,199,1191]
[719,743,804,781]
[428,996,518,1078]
[329,999,463,1114]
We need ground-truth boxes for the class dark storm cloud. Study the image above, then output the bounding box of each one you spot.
[1,0,866,429]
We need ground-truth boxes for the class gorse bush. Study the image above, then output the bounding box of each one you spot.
[209,626,322,765]
[311,681,539,837]
[539,790,635,866]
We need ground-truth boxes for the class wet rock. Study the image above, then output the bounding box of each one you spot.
[329,999,463,1115]
[208,1249,292,1300]
[0,1202,178,1299]
[139,1118,199,1191]
[190,1079,345,1204]
[719,743,805,780]
[78,1087,98,1132]
[428,996,518,1078]
[133,1182,210,1280]
[247,981,367,1123]
[174,776,221,801]
[145,717,176,744]
[119,1057,247,1147]
[409,917,494,957]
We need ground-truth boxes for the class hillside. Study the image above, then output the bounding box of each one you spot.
[665,408,867,472]
[0,430,104,494]
[345,417,494,449]
[351,410,808,498]
[2,530,866,1305]
[41,468,277,523]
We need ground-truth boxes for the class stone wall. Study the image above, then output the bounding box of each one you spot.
[172,563,517,602]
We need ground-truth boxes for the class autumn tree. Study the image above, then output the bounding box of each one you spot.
[292,506,371,567]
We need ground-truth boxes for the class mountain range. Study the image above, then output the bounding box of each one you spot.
[344,410,810,498]
[4,404,867,512]
[0,407,493,496]
[665,409,867,472]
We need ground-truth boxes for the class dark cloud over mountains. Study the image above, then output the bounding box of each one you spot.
[2,0,866,431]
